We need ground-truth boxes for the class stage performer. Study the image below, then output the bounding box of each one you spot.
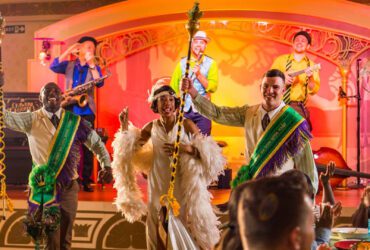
[50,36,104,192]
[271,30,320,131]
[111,82,225,250]
[170,30,219,136]
[181,69,318,192]
[4,82,112,250]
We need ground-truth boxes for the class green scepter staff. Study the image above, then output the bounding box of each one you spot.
[158,1,203,248]
[0,12,14,222]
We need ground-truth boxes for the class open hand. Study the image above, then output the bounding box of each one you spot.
[316,203,334,229]
[320,161,335,184]
[332,201,342,219]
[119,107,129,131]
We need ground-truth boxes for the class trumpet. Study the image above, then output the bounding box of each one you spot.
[61,73,111,108]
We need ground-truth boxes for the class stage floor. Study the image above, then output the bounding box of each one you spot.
[5,182,365,207]
[0,180,366,250]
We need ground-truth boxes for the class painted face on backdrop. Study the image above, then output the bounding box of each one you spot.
[293,35,310,54]
[191,39,207,57]
[40,83,62,113]
[260,76,285,109]
[157,94,176,118]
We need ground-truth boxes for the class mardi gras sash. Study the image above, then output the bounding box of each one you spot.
[232,105,311,188]
[28,111,80,206]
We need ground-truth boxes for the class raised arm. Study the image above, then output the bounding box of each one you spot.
[320,161,336,205]
[181,77,246,127]
[4,110,33,134]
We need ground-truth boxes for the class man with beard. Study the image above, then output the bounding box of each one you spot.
[271,31,320,131]
[4,82,112,250]
[170,30,219,136]
[181,69,318,192]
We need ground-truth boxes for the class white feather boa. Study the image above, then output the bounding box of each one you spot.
[112,127,226,249]
[111,125,152,223]
[180,135,225,250]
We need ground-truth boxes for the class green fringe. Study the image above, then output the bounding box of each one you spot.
[28,164,56,196]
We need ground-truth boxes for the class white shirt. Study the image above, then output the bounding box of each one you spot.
[259,101,285,123]
[42,107,62,120]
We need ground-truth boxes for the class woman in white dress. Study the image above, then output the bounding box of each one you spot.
[111,83,225,250]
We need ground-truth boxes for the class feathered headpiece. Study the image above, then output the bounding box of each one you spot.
[147,77,174,103]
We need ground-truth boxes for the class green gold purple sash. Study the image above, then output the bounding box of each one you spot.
[28,111,80,206]
[232,105,308,188]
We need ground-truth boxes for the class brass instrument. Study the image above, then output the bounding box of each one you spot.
[61,73,111,108]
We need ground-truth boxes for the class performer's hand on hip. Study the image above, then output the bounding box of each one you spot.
[119,107,129,131]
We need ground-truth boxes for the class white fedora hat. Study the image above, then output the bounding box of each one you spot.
[192,31,210,42]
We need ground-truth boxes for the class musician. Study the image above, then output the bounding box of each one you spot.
[50,36,104,192]
[271,30,320,131]
[170,30,219,136]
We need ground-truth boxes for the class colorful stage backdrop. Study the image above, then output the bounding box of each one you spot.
[30,0,370,181]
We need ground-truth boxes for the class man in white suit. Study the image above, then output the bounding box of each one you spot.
[4,82,112,250]
[181,69,318,192]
